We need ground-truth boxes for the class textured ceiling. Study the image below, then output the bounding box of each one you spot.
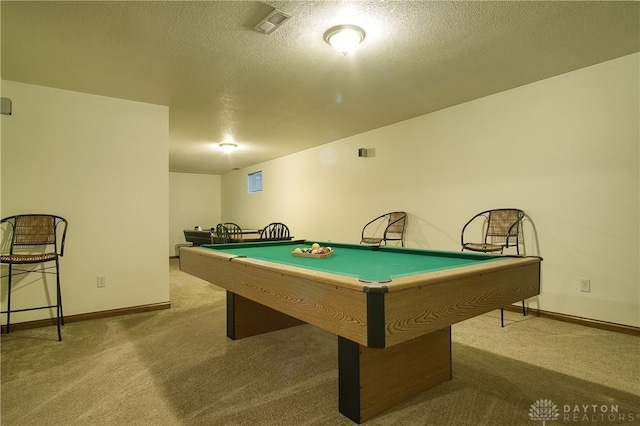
[2,1,639,175]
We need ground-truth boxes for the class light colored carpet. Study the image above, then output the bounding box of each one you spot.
[1,259,638,425]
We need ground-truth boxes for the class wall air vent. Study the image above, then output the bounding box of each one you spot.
[254,8,291,34]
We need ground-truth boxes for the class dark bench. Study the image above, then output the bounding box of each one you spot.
[183,229,214,246]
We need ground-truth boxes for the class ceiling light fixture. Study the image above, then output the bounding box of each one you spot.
[323,24,366,55]
[219,142,238,153]
[254,8,291,34]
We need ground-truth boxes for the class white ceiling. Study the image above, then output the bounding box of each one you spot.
[2,1,638,175]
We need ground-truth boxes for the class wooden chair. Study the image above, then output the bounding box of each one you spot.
[221,223,244,241]
[360,212,407,247]
[0,214,68,340]
[215,224,231,243]
[460,208,526,326]
[260,222,290,240]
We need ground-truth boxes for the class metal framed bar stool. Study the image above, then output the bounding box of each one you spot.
[1,214,68,341]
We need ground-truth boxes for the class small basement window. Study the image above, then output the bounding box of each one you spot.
[248,171,262,193]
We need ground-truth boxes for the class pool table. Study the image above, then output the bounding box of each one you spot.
[180,240,541,423]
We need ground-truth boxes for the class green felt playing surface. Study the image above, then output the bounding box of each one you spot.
[201,240,501,283]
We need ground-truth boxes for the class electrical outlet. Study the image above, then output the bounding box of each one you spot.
[97,276,107,288]
[580,278,591,293]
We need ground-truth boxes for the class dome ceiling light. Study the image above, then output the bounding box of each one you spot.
[219,142,238,152]
[323,24,366,55]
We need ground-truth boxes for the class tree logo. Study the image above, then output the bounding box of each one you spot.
[529,399,559,425]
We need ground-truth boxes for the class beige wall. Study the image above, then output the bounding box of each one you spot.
[169,172,221,255]
[1,81,170,322]
[221,53,640,327]
[3,54,636,328]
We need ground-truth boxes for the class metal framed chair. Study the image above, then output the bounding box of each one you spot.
[259,222,290,240]
[360,212,407,247]
[461,209,524,255]
[460,208,526,326]
[1,214,68,340]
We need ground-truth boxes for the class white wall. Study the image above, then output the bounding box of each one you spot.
[169,172,221,255]
[221,54,640,327]
[1,81,170,323]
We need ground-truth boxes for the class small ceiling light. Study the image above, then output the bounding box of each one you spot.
[254,8,291,34]
[323,24,366,55]
[219,142,238,153]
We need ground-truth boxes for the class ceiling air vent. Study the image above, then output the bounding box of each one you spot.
[254,8,291,34]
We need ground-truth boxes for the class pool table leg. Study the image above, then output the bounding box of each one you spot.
[226,291,305,339]
[338,326,452,423]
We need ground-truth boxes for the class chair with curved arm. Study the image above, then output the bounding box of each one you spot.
[461,209,524,254]
[0,214,68,341]
[461,208,526,326]
[360,212,407,247]
[214,224,231,243]
[221,222,244,241]
[259,222,290,240]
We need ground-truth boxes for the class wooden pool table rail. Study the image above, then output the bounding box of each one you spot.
[182,247,370,345]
